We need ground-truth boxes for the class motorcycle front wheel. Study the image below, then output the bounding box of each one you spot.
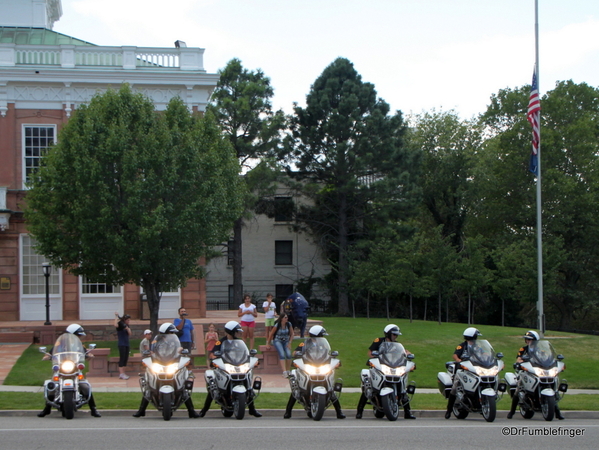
[541,395,555,421]
[162,393,172,421]
[63,391,75,420]
[311,394,326,421]
[234,392,246,420]
[381,394,399,421]
[481,395,496,422]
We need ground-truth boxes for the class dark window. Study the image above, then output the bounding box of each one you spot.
[276,284,294,302]
[275,240,293,265]
[274,197,294,222]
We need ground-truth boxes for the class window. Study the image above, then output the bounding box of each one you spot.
[23,125,56,185]
[274,197,294,222]
[227,240,234,266]
[21,235,59,295]
[275,240,293,265]
[275,284,294,302]
[81,276,121,294]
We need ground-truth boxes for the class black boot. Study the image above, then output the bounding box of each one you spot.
[88,394,101,417]
[333,397,345,419]
[132,397,149,418]
[355,393,367,419]
[37,404,52,418]
[445,394,456,419]
[404,405,416,419]
[507,394,518,419]
[283,395,296,419]
[185,398,200,418]
[198,394,212,418]
[555,404,565,420]
[248,403,262,418]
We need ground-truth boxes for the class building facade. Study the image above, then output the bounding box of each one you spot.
[0,0,218,321]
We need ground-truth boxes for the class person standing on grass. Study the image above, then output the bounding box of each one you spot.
[238,294,258,349]
[114,312,131,380]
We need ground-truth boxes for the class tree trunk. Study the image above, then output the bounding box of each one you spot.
[386,295,390,321]
[423,298,427,321]
[468,292,471,325]
[337,194,350,316]
[143,280,162,334]
[367,291,370,319]
[232,217,243,309]
[409,293,413,323]
[438,290,442,325]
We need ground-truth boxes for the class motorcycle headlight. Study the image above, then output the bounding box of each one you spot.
[150,363,178,374]
[535,367,559,377]
[61,361,76,373]
[380,365,406,376]
[475,366,499,376]
[165,363,178,375]
[223,363,250,374]
[304,364,332,376]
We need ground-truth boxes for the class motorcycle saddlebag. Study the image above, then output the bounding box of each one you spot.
[504,372,518,398]
[437,372,453,398]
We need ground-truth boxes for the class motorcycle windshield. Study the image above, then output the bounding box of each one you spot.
[302,337,331,365]
[377,342,407,367]
[528,340,558,369]
[51,333,85,365]
[220,339,249,365]
[152,334,181,364]
[466,340,497,369]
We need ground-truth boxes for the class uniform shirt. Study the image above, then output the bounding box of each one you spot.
[453,341,470,360]
[368,337,388,354]
[211,336,241,354]
[517,344,530,359]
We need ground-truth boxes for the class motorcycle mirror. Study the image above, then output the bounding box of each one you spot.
[88,343,96,350]
[330,351,338,357]
[371,351,380,358]
[294,351,302,357]
[407,353,415,360]
[39,347,47,354]
[461,355,470,362]
[214,351,222,357]
[557,354,565,361]
[496,352,503,359]
[142,350,151,357]
[250,349,258,356]
[522,355,530,362]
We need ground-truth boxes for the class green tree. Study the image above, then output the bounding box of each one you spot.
[25,85,245,332]
[285,57,420,315]
[207,58,285,305]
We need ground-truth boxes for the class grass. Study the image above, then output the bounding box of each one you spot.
[4,317,597,410]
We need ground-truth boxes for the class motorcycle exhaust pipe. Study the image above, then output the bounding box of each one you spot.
[46,381,57,392]
[498,383,507,393]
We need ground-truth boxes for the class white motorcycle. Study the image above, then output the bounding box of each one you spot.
[203,339,262,419]
[39,333,97,420]
[359,342,416,421]
[137,333,197,421]
[437,339,506,422]
[504,340,568,421]
[285,336,344,421]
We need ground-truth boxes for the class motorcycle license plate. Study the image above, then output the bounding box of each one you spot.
[63,380,74,388]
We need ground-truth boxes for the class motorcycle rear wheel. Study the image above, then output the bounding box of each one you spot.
[234,392,246,420]
[162,393,172,421]
[63,391,75,420]
[381,394,399,422]
[481,395,496,422]
[311,394,326,421]
[541,395,555,421]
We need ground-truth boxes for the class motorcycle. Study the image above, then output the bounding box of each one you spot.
[504,339,568,421]
[138,333,195,421]
[437,339,506,422]
[39,333,97,420]
[204,339,262,419]
[360,341,416,421]
[287,337,343,421]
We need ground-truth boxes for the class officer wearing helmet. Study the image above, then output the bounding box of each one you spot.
[507,330,564,420]
[38,324,101,418]
[445,327,482,419]
[283,325,346,419]
[197,321,262,418]
[355,324,415,420]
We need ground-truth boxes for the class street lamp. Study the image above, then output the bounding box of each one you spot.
[42,262,52,325]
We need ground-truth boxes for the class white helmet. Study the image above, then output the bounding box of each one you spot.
[523,330,540,341]
[308,325,328,337]
[66,323,85,336]
[159,322,177,334]
[384,324,401,339]
[224,321,242,337]
[463,327,481,340]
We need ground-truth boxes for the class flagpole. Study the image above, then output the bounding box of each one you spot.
[534,0,545,335]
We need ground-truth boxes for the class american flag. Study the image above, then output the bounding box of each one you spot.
[527,68,541,175]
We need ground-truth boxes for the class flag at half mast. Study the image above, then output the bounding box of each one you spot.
[528,68,541,175]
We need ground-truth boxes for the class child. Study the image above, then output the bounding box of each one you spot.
[204,323,218,366]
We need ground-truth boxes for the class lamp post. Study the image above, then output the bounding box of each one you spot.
[42,262,52,325]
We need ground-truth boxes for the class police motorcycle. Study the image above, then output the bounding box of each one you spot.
[284,325,345,421]
[134,323,199,421]
[505,332,567,421]
[438,337,506,422]
[38,324,100,419]
[202,321,262,420]
[360,341,416,421]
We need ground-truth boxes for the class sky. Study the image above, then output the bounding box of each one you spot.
[52,0,599,119]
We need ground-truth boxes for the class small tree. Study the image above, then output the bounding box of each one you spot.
[25,85,245,332]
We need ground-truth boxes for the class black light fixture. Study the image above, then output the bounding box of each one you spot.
[42,262,52,325]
